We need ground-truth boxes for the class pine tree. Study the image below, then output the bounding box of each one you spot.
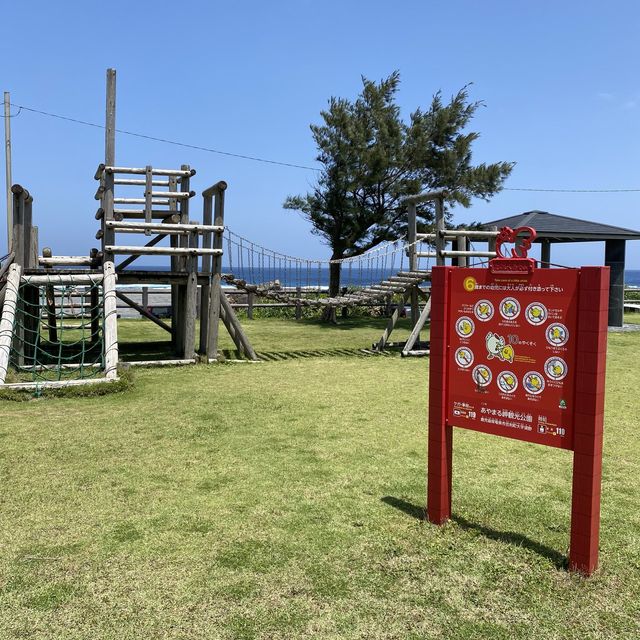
[284,71,514,305]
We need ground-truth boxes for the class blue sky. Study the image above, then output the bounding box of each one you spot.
[2,1,639,267]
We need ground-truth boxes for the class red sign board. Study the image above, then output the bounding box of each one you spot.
[446,266,578,449]
[427,228,609,576]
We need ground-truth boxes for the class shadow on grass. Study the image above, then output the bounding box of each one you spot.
[119,341,174,361]
[255,347,395,361]
[381,496,567,569]
[295,316,417,332]
[118,342,396,363]
[381,496,426,520]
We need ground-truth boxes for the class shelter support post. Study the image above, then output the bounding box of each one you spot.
[604,239,625,327]
[541,239,551,268]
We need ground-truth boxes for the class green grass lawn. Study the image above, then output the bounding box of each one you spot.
[116,313,419,361]
[1,315,639,639]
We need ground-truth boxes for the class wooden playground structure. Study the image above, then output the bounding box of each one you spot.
[0,69,501,390]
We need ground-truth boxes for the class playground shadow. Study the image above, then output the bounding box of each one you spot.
[119,340,174,361]
[381,496,566,569]
[118,342,397,363]
[299,316,416,333]
[250,347,395,361]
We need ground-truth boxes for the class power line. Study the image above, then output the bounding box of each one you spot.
[8,101,640,192]
[9,103,319,171]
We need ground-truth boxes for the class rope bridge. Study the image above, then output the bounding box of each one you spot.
[222,230,433,308]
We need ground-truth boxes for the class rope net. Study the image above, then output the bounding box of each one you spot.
[8,276,106,384]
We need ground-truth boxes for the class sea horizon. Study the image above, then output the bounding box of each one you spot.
[117,265,640,288]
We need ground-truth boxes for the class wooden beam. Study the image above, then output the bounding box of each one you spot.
[402,296,431,356]
[115,291,172,333]
[106,220,223,234]
[116,233,168,271]
[374,290,410,351]
[220,292,258,360]
[22,274,103,285]
[105,166,195,177]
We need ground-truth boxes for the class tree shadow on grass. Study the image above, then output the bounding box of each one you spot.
[381,496,567,569]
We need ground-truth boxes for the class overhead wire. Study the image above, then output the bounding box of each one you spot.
[7,101,640,192]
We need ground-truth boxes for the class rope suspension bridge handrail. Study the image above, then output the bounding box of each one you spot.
[224,228,422,265]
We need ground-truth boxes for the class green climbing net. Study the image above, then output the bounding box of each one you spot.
[8,275,106,384]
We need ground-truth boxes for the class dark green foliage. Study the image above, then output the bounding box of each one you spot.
[284,71,514,295]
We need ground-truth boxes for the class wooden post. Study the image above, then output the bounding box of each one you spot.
[175,165,190,355]
[407,201,419,331]
[456,236,467,267]
[103,70,116,261]
[11,186,35,365]
[168,176,179,351]
[0,263,21,383]
[102,260,118,379]
[487,225,498,253]
[295,286,302,320]
[247,292,254,319]
[42,247,58,342]
[11,185,26,266]
[105,70,116,167]
[181,226,198,359]
[141,286,149,310]
[144,165,153,228]
[198,185,213,354]
[205,182,227,360]
[23,197,39,364]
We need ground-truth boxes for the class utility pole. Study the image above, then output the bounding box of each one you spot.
[3,91,12,252]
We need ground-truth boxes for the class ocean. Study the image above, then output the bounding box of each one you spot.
[128,265,640,289]
[626,270,640,287]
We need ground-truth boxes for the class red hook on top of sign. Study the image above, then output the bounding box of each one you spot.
[490,226,538,274]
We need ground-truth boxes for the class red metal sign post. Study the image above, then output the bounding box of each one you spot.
[427,227,609,575]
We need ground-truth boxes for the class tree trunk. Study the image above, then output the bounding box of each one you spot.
[322,258,342,323]
[328,261,342,298]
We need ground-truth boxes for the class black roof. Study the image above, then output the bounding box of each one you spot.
[481,210,640,242]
